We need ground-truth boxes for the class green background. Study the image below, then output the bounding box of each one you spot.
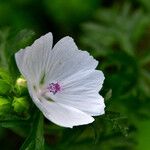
[0,0,150,150]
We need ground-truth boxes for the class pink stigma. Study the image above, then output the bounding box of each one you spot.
[47,83,61,95]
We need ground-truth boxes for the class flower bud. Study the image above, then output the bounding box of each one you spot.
[12,97,29,114]
[15,77,28,95]
[0,97,11,115]
[16,77,27,87]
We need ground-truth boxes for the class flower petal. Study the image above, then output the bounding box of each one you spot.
[45,36,98,83]
[28,84,94,128]
[41,100,94,128]
[46,70,105,116]
[15,32,53,86]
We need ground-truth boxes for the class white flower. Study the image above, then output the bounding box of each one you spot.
[15,33,105,128]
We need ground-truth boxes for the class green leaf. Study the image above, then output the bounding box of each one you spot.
[0,79,12,95]
[0,97,11,115]
[20,109,44,150]
[0,29,9,67]
[0,68,12,84]
[0,111,30,130]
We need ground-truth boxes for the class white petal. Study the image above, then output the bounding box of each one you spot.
[15,32,53,86]
[44,36,98,83]
[45,70,105,116]
[41,100,94,128]
[28,84,94,128]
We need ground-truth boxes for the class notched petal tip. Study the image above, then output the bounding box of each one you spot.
[99,70,105,84]
[37,32,53,43]
[52,36,78,52]
[99,96,106,115]
[61,36,76,43]
[94,70,105,91]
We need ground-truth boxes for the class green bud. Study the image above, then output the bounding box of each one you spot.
[0,97,11,115]
[12,97,29,114]
[15,77,28,95]
[16,77,27,87]
[0,79,11,95]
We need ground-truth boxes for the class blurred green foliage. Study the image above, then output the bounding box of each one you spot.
[44,0,100,33]
[80,3,150,119]
[0,0,150,150]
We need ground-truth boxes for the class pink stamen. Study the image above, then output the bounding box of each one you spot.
[47,82,61,95]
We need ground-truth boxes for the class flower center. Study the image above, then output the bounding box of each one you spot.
[47,83,61,95]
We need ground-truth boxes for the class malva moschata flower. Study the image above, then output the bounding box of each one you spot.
[15,32,105,128]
